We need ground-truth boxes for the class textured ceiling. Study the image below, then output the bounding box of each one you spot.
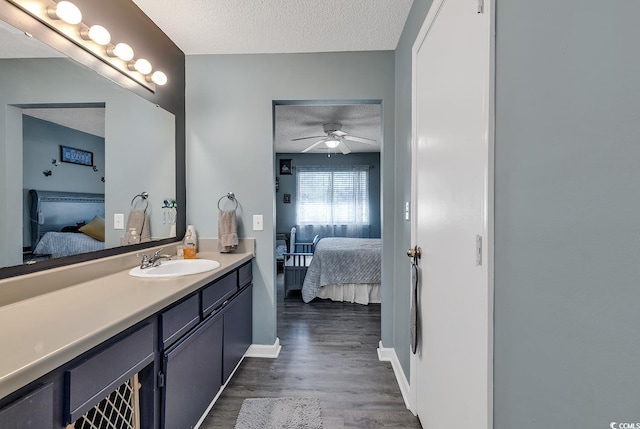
[131,0,414,55]
[275,104,381,154]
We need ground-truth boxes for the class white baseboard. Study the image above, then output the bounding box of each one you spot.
[377,340,411,410]
[245,337,282,358]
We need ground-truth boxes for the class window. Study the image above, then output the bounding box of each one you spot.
[296,165,370,227]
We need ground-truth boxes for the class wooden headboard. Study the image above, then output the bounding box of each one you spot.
[28,190,105,249]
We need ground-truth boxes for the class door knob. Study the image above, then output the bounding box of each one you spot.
[407,246,422,259]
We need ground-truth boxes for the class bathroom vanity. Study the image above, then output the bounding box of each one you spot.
[0,241,254,429]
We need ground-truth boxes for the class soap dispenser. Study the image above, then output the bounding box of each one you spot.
[183,225,197,259]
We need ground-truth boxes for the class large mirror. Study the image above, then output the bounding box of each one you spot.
[0,19,176,272]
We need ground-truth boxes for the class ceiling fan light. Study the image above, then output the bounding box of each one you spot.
[325,138,340,149]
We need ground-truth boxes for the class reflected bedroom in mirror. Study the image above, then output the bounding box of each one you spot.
[0,18,176,272]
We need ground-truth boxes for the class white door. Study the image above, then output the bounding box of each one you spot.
[410,0,493,428]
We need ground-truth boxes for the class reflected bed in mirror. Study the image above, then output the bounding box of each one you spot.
[0,18,176,274]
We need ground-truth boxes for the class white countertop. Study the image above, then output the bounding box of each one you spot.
[0,246,253,399]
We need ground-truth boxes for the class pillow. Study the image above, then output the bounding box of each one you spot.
[79,215,105,242]
[61,221,86,233]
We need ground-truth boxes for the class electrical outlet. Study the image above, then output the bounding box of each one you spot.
[114,213,124,229]
[253,214,263,231]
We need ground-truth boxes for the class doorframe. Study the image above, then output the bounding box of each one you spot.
[408,0,496,426]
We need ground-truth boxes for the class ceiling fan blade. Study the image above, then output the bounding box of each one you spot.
[333,130,347,137]
[339,141,352,155]
[343,135,377,144]
[302,139,326,153]
[292,135,326,141]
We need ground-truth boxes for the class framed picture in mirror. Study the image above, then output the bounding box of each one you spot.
[60,145,93,166]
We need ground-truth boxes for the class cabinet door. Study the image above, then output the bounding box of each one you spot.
[222,284,252,383]
[163,311,223,429]
[0,384,53,429]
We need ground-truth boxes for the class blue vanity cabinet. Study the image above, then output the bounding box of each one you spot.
[0,258,253,429]
[159,260,253,429]
[202,270,237,317]
[223,261,252,382]
[223,283,253,383]
[159,294,200,349]
[0,383,54,428]
[162,310,223,429]
[64,323,155,424]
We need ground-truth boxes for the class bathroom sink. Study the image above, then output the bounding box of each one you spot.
[129,259,221,278]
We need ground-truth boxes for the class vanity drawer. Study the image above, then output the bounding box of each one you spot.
[65,323,154,424]
[202,271,237,317]
[160,294,200,349]
[238,261,252,288]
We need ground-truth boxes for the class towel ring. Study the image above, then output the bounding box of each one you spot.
[217,192,238,211]
[131,192,149,211]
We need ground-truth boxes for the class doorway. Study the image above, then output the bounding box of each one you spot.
[273,100,383,302]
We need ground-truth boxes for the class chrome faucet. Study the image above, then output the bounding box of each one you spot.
[138,248,172,269]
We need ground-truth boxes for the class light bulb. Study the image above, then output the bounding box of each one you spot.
[107,43,134,61]
[150,71,167,85]
[47,1,82,25]
[80,25,111,45]
[132,58,152,75]
[325,139,340,149]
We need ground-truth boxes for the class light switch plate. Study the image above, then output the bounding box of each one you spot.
[114,213,124,230]
[253,214,264,231]
[405,201,411,221]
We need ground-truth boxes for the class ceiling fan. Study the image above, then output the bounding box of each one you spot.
[292,123,377,154]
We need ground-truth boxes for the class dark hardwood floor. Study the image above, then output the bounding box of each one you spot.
[200,274,421,428]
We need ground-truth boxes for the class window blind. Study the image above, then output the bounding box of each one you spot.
[296,165,369,225]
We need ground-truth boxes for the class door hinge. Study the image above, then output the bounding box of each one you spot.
[477,0,484,13]
[157,371,165,388]
[475,235,483,266]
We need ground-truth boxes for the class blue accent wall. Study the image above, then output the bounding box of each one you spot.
[275,152,381,239]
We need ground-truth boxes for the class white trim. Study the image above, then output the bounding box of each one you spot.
[377,341,412,413]
[244,337,282,358]
[409,0,445,416]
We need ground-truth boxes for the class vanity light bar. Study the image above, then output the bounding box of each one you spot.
[7,0,168,91]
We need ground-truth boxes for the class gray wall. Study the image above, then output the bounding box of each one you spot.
[186,52,395,346]
[493,0,640,426]
[275,152,381,239]
[22,116,105,246]
[392,0,433,378]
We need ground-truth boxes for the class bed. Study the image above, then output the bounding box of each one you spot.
[28,189,105,259]
[301,237,382,305]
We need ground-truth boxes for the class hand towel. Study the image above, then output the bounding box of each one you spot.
[126,209,151,243]
[218,209,238,253]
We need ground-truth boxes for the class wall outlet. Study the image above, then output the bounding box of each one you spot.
[114,213,124,229]
[253,214,263,231]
